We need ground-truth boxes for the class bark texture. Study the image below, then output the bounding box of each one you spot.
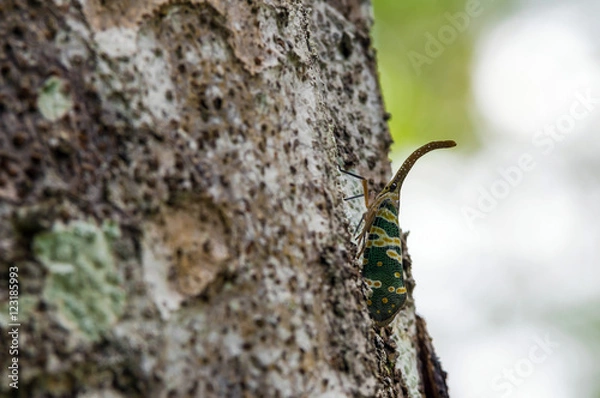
[0,0,448,397]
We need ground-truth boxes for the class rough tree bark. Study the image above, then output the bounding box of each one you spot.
[0,0,449,397]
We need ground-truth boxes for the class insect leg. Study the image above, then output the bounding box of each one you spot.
[338,166,371,208]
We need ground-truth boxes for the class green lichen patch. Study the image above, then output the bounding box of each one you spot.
[37,76,73,121]
[33,220,125,341]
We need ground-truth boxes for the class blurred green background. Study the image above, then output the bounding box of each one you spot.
[373,0,508,149]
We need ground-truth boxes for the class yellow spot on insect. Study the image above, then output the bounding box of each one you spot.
[373,281,382,288]
[377,310,381,314]
[394,272,401,278]
[378,208,396,222]
[391,304,396,308]
[386,249,402,262]
[382,297,388,304]
[377,261,383,267]
[390,237,402,246]
[383,237,399,245]
[388,286,395,292]
[371,225,400,246]
[388,310,392,313]
[371,226,388,237]
[372,239,387,247]
[367,300,372,306]
[369,226,401,247]
[396,287,407,294]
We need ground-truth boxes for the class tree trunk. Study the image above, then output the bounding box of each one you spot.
[0,0,449,397]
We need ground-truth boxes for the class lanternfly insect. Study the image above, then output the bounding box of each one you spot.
[343,140,456,326]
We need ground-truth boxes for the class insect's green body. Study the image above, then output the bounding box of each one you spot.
[361,198,406,325]
[355,140,456,326]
